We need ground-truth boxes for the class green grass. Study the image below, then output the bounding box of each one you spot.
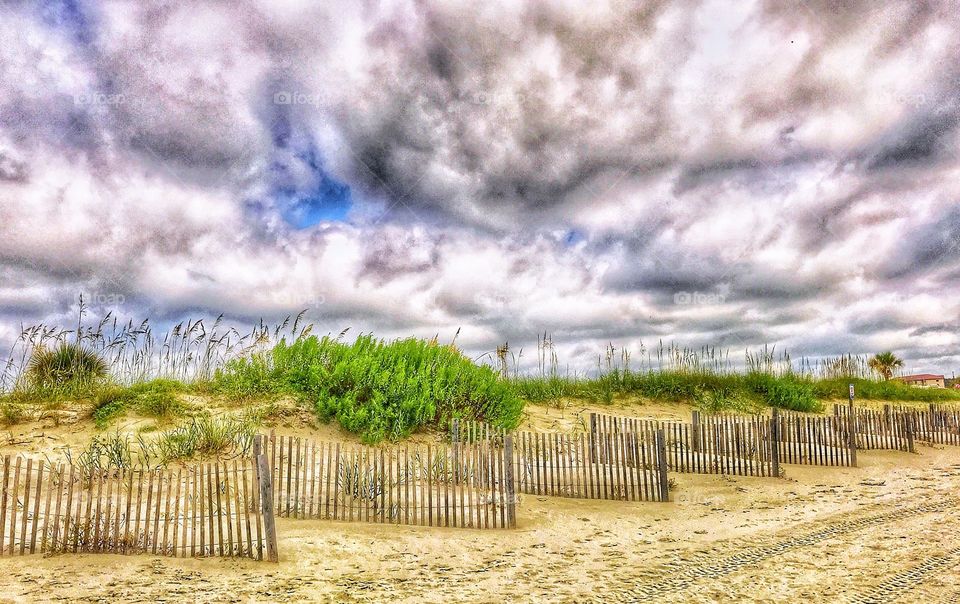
[213,334,524,443]
[153,414,259,462]
[515,371,824,413]
[513,369,960,413]
[813,378,960,402]
[66,412,261,475]
[91,379,191,429]
[4,303,958,438]
[0,394,29,426]
[25,342,108,391]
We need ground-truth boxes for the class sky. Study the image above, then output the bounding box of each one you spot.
[1,0,959,376]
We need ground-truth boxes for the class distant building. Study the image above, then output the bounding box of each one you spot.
[899,374,945,388]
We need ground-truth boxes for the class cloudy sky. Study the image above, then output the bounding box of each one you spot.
[1,0,959,375]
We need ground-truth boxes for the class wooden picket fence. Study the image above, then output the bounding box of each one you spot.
[590,413,777,477]
[833,404,914,452]
[450,419,669,502]
[832,402,960,451]
[0,452,277,560]
[266,431,517,529]
[592,410,859,473]
[511,428,669,502]
[772,411,857,467]
[899,404,960,446]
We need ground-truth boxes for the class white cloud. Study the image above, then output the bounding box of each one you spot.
[0,0,959,375]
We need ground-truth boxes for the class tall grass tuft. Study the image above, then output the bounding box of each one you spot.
[2,299,312,393]
[26,343,107,393]
[64,412,261,476]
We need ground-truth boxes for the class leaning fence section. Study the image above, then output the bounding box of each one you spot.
[0,454,276,560]
[512,428,669,502]
[590,412,777,477]
[833,404,913,452]
[888,404,960,448]
[266,432,516,529]
[772,412,857,467]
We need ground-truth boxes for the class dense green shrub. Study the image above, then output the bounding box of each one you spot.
[213,335,523,442]
[208,354,276,400]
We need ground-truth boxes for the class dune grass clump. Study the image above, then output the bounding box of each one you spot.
[0,394,29,426]
[512,343,825,413]
[154,414,259,461]
[515,371,823,412]
[91,379,190,429]
[214,334,523,443]
[67,413,261,475]
[25,342,108,394]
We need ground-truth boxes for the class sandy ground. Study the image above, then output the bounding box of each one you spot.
[0,400,957,602]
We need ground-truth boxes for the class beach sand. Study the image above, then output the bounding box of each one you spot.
[0,402,957,602]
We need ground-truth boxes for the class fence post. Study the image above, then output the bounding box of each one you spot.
[770,408,781,477]
[589,413,597,462]
[254,435,279,563]
[503,434,516,528]
[655,428,669,502]
[452,419,460,482]
[846,391,858,466]
[906,412,916,453]
[691,410,701,453]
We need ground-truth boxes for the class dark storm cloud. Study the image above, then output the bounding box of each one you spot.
[848,311,916,336]
[0,152,27,182]
[881,207,960,279]
[910,322,960,337]
[864,105,960,171]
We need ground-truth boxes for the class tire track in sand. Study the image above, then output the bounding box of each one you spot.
[847,547,960,604]
[599,496,960,603]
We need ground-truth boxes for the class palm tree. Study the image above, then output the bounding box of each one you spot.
[868,351,903,380]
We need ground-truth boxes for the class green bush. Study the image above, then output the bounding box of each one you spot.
[214,335,523,443]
